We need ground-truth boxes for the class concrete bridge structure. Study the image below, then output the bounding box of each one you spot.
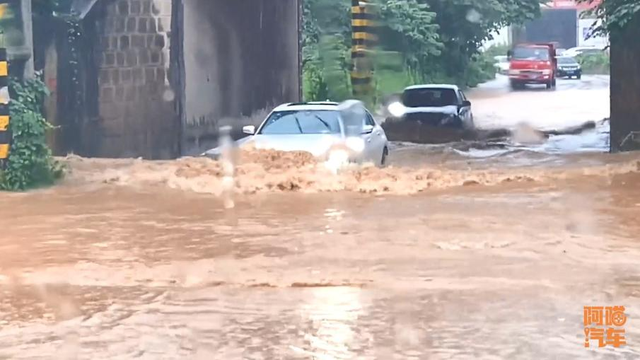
[45,0,301,159]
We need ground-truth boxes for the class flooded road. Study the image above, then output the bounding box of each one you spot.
[469,74,610,131]
[2,75,640,359]
[389,75,611,167]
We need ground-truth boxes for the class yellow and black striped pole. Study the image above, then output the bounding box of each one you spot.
[351,0,377,99]
[0,2,9,167]
[0,47,9,166]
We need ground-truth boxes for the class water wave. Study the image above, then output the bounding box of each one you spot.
[62,149,640,196]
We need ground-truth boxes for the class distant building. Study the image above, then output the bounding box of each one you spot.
[578,18,608,47]
[482,0,608,51]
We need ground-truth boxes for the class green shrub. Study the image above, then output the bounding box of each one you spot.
[465,51,498,87]
[577,52,610,75]
[0,74,64,191]
[483,44,510,58]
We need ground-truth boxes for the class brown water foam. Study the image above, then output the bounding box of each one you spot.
[61,150,640,195]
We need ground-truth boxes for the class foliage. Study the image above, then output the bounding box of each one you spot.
[578,0,640,36]
[302,0,543,102]
[375,0,441,79]
[577,52,611,74]
[302,0,352,102]
[0,75,63,191]
[466,51,499,87]
[422,0,541,85]
[483,44,510,58]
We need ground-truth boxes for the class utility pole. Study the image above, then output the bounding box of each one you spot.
[350,0,376,103]
[20,0,33,79]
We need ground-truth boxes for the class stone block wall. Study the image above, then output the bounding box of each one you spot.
[95,0,178,159]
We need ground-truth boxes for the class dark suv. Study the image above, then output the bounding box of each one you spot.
[398,84,474,130]
[556,56,582,79]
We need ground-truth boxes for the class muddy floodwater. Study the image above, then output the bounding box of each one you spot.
[2,76,640,359]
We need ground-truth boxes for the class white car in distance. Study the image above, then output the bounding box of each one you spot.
[494,55,510,75]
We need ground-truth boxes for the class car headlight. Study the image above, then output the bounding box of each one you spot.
[508,69,520,75]
[542,69,552,75]
[387,101,407,118]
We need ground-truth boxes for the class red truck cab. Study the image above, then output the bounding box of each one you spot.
[507,43,558,90]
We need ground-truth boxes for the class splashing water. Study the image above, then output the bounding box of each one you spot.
[219,126,235,209]
[324,149,350,175]
[337,100,367,138]
[322,100,370,174]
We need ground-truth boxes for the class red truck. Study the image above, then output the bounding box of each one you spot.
[507,43,558,90]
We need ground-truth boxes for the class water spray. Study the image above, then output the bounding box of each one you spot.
[324,100,369,174]
[219,126,235,209]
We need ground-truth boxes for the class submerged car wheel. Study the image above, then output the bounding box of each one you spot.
[380,147,389,167]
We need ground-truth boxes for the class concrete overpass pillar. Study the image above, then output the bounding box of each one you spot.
[176,0,301,156]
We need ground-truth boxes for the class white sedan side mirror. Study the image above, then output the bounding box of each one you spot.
[362,124,374,134]
[242,125,256,135]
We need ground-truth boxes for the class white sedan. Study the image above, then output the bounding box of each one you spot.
[204,101,390,166]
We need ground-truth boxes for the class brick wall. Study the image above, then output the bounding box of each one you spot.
[95,0,178,159]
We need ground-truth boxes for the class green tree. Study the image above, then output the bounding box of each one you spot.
[302,0,544,100]
[375,0,441,80]
[302,0,352,101]
[578,0,640,35]
[423,0,542,85]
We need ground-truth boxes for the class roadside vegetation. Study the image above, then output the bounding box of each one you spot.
[0,76,64,191]
[578,0,640,36]
[577,52,611,75]
[0,1,68,191]
[302,0,541,104]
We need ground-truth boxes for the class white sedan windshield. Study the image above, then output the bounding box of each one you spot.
[260,110,342,135]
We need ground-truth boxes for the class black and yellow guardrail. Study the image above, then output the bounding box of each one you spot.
[351,0,377,98]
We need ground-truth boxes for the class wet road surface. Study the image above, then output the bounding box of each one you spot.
[469,75,610,130]
[2,75,640,359]
[389,75,611,167]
